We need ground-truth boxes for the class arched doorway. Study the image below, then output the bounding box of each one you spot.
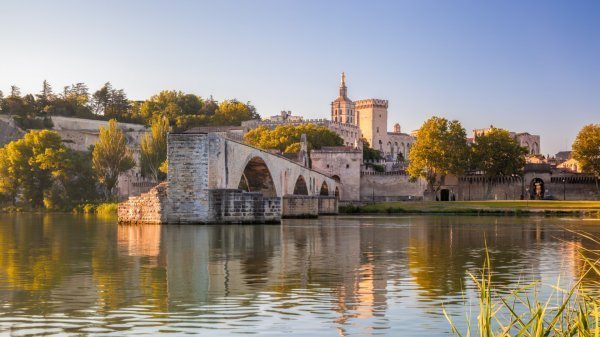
[530,178,544,200]
[238,156,277,197]
[319,181,329,196]
[331,175,341,183]
[293,175,309,195]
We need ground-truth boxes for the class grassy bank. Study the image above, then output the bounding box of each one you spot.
[340,200,600,216]
[1,202,118,215]
[72,202,118,215]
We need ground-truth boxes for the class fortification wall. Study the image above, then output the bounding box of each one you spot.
[360,173,426,201]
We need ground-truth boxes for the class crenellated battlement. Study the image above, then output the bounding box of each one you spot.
[354,99,389,109]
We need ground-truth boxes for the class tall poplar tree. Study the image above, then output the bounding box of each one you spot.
[140,116,170,182]
[92,119,135,200]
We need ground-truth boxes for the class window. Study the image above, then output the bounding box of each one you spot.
[346,164,350,169]
[327,164,330,168]
[377,127,379,133]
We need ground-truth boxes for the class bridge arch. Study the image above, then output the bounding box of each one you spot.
[237,156,277,197]
[293,175,309,195]
[319,181,329,196]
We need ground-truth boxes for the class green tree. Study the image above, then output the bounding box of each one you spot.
[92,119,135,200]
[138,90,203,124]
[0,147,18,204]
[91,82,130,119]
[140,116,170,181]
[361,138,382,162]
[36,80,54,113]
[0,130,70,208]
[407,116,469,196]
[212,100,257,126]
[244,123,343,153]
[572,124,600,191]
[470,128,527,198]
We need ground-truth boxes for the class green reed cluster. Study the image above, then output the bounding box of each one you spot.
[445,235,600,337]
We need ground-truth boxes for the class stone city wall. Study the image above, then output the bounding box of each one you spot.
[360,172,427,201]
[441,175,599,201]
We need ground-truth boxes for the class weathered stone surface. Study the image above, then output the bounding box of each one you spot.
[118,182,167,224]
[317,196,338,215]
[282,195,319,218]
[209,189,281,223]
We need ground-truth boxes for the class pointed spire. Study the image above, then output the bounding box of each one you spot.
[339,72,347,98]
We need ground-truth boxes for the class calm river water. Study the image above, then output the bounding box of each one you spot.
[0,214,599,336]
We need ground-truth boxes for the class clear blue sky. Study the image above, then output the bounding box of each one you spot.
[1,0,598,154]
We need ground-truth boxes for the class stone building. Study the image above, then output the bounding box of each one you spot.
[473,127,541,155]
[332,74,415,161]
[311,146,363,201]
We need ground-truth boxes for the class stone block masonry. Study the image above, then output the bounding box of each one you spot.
[318,196,338,215]
[118,182,167,224]
[165,133,210,224]
[282,195,319,218]
[209,189,281,224]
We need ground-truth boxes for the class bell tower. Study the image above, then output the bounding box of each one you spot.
[331,72,355,124]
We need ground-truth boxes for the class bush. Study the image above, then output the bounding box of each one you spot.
[73,202,117,215]
[96,203,118,215]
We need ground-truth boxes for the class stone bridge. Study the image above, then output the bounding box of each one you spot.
[119,132,339,224]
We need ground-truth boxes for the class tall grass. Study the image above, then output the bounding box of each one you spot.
[445,238,600,337]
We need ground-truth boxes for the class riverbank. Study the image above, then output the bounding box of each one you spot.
[1,202,118,215]
[340,200,600,216]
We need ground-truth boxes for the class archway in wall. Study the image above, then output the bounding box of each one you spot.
[238,156,277,197]
[293,175,309,195]
[319,181,329,196]
[331,175,341,183]
[532,142,539,154]
[529,178,544,200]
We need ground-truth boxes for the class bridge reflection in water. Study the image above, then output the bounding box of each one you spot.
[0,214,598,336]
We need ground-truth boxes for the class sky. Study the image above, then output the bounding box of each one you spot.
[1,0,598,155]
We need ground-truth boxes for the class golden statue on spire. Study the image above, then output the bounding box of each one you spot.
[341,72,345,85]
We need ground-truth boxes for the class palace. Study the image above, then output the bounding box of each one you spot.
[331,73,415,160]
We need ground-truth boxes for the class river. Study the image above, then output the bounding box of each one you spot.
[0,214,599,336]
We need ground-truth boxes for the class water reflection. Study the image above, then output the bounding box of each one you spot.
[0,214,598,336]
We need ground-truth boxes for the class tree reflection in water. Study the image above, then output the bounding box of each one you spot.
[0,214,598,336]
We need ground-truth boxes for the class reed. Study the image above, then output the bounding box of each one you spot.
[445,237,600,337]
